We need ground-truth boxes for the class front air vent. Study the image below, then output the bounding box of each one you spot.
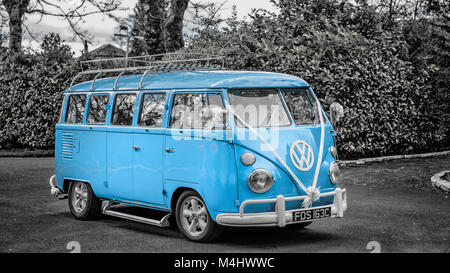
[61,133,74,160]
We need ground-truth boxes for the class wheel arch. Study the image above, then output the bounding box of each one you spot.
[170,187,200,213]
[167,184,215,218]
[165,181,225,221]
[63,178,91,193]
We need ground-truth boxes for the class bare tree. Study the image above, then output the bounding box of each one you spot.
[130,0,166,55]
[130,0,189,55]
[164,0,189,52]
[129,0,224,55]
[0,0,124,52]
[2,0,29,52]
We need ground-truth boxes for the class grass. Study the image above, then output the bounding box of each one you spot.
[0,149,54,158]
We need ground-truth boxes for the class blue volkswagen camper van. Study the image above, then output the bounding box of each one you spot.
[49,54,347,242]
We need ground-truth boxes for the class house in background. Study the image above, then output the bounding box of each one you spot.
[81,42,126,59]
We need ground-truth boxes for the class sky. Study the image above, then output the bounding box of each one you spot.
[22,0,276,56]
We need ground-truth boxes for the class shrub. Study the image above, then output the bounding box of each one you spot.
[185,0,449,159]
[0,33,79,149]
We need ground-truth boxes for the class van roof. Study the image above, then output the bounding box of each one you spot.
[68,70,310,92]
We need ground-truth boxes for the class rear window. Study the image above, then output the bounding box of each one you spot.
[65,94,86,124]
[112,94,136,126]
[87,94,109,124]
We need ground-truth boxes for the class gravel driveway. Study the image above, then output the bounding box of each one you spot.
[0,156,449,253]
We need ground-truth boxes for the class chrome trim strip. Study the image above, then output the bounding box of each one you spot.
[107,199,171,212]
[102,201,171,227]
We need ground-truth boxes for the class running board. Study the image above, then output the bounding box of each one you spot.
[102,202,171,227]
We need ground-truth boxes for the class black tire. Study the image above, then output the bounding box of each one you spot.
[68,181,102,221]
[175,190,223,243]
[286,221,313,230]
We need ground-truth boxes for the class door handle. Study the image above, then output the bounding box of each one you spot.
[133,146,141,151]
[165,148,174,153]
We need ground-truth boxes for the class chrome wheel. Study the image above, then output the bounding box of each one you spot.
[180,196,208,237]
[71,182,88,213]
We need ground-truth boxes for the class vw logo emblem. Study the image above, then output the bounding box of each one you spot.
[290,140,314,171]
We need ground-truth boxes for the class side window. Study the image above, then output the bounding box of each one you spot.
[138,93,166,127]
[170,93,226,130]
[112,94,136,126]
[170,93,205,129]
[87,94,109,124]
[281,89,319,125]
[65,94,86,124]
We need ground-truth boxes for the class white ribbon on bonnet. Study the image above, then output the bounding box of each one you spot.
[226,93,326,208]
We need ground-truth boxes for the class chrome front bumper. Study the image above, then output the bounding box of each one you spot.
[216,188,347,227]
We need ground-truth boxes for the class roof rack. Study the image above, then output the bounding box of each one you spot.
[69,53,226,92]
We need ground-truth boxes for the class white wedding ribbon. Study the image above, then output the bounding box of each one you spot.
[302,186,321,208]
[226,106,309,193]
[311,95,326,189]
[300,95,326,208]
[226,91,327,208]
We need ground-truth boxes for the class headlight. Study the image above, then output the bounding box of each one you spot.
[241,152,256,166]
[330,146,338,159]
[329,162,340,185]
[248,169,274,193]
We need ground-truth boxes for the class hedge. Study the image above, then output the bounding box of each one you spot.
[0,34,79,149]
[0,1,449,160]
[185,0,449,159]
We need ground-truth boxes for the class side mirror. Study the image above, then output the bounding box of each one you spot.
[330,102,344,126]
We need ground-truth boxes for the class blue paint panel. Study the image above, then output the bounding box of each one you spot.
[133,129,166,206]
[164,129,238,213]
[55,125,109,198]
[107,127,134,200]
